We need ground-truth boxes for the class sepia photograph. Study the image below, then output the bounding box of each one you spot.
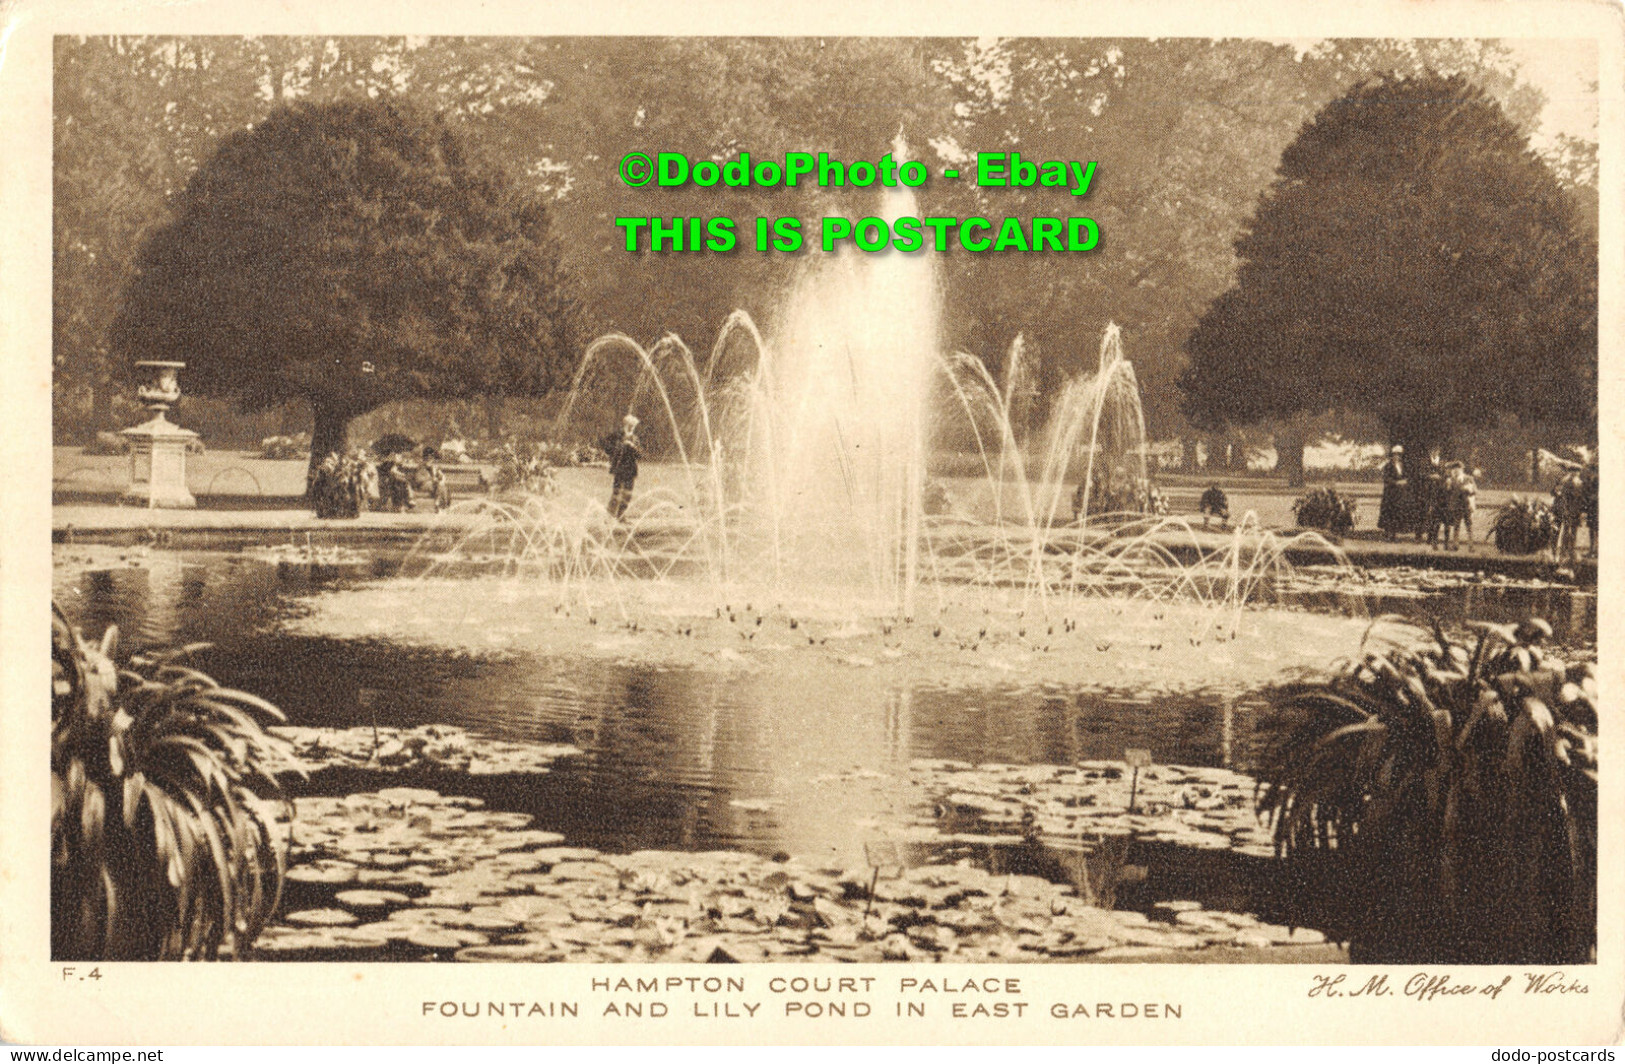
[5,0,1620,1046]
[44,29,1603,969]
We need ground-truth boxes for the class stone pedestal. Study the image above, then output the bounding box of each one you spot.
[121,415,199,508]
[120,360,198,509]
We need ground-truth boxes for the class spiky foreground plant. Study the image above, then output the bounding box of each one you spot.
[1258,616,1597,964]
[52,603,295,960]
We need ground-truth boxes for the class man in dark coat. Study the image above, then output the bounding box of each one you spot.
[1198,484,1230,529]
[378,455,412,512]
[1417,453,1445,546]
[1581,454,1599,557]
[605,414,642,520]
[1378,445,1407,541]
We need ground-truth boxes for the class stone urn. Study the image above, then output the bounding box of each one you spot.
[120,361,199,508]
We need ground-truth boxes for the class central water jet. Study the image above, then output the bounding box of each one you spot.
[747,175,936,613]
[442,162,1348,628]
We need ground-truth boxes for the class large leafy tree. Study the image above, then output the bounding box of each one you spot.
[930,39,1558,443]
[60,38,1593,452]
[110,97,584,470]
[62,36,956,445]
[1179,73,1596,460]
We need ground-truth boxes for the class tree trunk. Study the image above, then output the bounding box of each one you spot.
[1276,431,1307,488]
[279,399,306,435]
[307,406,352,493]
[484,396,504,441]
[86,355,112,442]
[1396,429,1436,469]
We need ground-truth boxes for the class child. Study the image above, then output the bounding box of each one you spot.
[605,414,643,520]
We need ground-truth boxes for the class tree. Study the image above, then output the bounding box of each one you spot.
[110,96,584,472]
[930,39,1565,444]
[1179,73,1597,460]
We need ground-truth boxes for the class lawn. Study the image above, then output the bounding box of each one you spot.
[53,446,1533,541]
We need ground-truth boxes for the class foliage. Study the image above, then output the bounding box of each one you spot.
[110,96,585,472]
[259,433,310,461]
[1491,497,1558,555]
[1180,73,1597,459]
[936,39,1559,439]
[82,432,132,457]
[1258,616,1597,963]
[1292,486,1356,534]
[57,38,1586,446]
[52,603,295,960]
[369,434,419,459]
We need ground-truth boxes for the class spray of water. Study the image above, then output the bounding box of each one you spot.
[407,182,1353,627]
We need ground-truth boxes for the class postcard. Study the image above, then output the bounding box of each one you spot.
[2,0,1620,1047]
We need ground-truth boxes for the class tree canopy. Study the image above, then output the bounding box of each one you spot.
[110,96,584,463]
[1179,73,1597,458]
[60,37,1598,454]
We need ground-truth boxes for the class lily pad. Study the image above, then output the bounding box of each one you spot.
[285,908,360,928]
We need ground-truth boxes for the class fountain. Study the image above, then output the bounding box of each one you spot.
[749,178,935,613]
[412,173,1322,630]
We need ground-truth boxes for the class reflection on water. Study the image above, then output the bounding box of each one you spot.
[53,550,1596,873]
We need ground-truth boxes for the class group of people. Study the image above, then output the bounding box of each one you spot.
[1072,466,1168,522]
[307,449,451,518]
[492,441,563,497]
[1377,445,1479,549]
[1551,455,1601,558]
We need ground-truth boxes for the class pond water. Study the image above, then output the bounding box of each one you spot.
[52,547,1595,920]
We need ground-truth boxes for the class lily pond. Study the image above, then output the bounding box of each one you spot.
[52,545,1596,963]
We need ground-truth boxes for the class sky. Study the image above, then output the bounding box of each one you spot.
[1504,38,1599,143]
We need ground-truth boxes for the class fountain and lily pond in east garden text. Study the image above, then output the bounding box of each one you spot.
[52,183,1597,963]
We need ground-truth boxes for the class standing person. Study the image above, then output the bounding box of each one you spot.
[339,453,361,518]
[312,452,342,518]
[379,454,411,512]
[603,414,642,520]
[1553,465,1587,561]
[1378,445,1408,542]
[1438,461,1477,550]
[429,462,451,513]
[357,450,380,512]
[375,454,394,512]
[1581,454,1599,557]
[1417,452,1445,546]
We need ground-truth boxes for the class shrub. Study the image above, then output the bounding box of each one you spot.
[52,604,295,960]
[1491,496,1557,554]
[1257,616,1596,964]
[922,479,954,516]
[259,433,310,461]
[1292,486,1356,534]
[83,431,131,456]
